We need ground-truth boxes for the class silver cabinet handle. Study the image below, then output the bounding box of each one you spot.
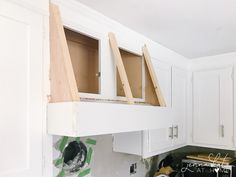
[169,126,173,139]
[173,125,178,138]
[220,125,224,137]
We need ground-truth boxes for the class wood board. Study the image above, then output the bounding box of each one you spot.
[49,3,80,102]
[142,45,166,106]
[108,32,134,104]
[186,154,236,165]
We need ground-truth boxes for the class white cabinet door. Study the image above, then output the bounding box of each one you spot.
[146,127,173,153]
[193,67,233,147]
[172,68,187,146]
[0,1,43,177]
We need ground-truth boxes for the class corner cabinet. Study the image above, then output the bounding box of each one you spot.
[113,67,188,158]
[0,1,44,177]
[192,67,234,148]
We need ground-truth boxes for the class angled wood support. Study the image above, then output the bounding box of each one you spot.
[50,3,80,102]
[142,45,166,107]
[108,32,134,104]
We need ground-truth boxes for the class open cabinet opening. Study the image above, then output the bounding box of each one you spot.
[109,32,166,106]
[115,48,164,106]
[144,63,160,106]
[64,28,100,94]
[117,49,143,99]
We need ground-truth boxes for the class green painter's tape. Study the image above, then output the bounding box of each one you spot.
[76,137,80,143]
[78,168,91,177]
[54,157,64,166]
[86,138,96,145]
[57,170,65,177]
[86,147,93,164]
[59,136,69,152]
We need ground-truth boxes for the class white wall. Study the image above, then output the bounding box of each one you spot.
[53,135,150,177]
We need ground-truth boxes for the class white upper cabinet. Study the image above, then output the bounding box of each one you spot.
[193,67,233,147]
[113,66,189,158]
[0,1,44,177]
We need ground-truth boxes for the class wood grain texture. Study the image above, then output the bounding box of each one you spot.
[65,29,100,94]
[49,3,80,102]
[108,32,134,104]
[142,45,166,106]
[187,154,235,165]
[145,63,160,106]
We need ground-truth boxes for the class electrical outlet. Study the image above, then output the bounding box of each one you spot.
[130,163,137,175]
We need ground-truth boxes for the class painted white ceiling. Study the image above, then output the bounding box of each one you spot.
[75,0,236,59]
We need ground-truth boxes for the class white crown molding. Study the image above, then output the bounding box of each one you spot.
[190,52,236,71]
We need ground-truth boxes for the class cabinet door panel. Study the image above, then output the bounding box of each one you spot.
[193,67,233,147]
[148,128,172,152]
[0,2,43,177]
[193,70,221,145]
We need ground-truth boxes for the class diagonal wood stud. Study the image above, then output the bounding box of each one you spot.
[142,45,166,107]
[108,32,134,104]
[50,3,80,102]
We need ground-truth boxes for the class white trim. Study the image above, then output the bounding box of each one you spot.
[190,52,236,71]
